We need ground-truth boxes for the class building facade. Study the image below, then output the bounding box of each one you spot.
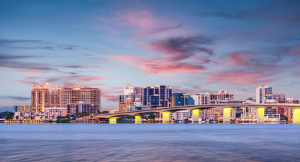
[170,110,190,122]
[172,93,195,106]
[44,107,68,121]
[31,82,101,114]
[143,85,172,109]
[67,102,99,116]
[62,84,101,109]
[124,87,143,95]
[285,98,299,120]
[206,90,236,121]
[13,111,44,121]
[119,94,143,112]
[127,102,149,111]
[13,104,31,112]
[191,93,209,105]
[256,85,273,104]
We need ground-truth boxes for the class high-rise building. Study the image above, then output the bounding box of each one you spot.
[256,85,273,104]
[191,93,209,105]
[31,82,63,112]
[124,87,143,95]
[143,85,172,109]
[31,82,101,113]
[62,84,101,111]
[172,93,194,106]
[31,83,51,112]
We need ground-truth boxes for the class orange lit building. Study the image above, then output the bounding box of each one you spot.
[62,84,101,113]
[31,82,62,112]
[31,82,101,113]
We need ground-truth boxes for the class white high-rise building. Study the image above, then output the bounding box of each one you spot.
[124,87,143,95]
[256,85,273,104]
[191,93,209,105]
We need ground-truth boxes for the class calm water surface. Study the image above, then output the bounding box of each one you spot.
[0,124,300,162]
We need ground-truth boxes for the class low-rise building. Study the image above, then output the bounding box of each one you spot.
[13,104,31,112]
[127,102,149,111]
[170,110,190,122]
[119,95,142,112]
[44,107,67,121]
[67,102,99,116]
[12,111,44,123]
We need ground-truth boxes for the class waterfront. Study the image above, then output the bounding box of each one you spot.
[1,124,300,161]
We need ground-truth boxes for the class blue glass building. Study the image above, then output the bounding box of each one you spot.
[143,85,172,109]
[172,93,195,106]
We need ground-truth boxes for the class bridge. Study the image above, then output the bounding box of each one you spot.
[86,104,300,124]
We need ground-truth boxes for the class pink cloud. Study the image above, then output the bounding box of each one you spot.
[101,87,124,102]
[13,80,38,86]
[21,71,43,76]
[227,51,254,66]
[225,50,288,69]
[111,55,207,75]
[99,10,182,41]
[85,83,106,87]
[110,35,215,75]
[101,93,119,102]
[203,70,277,86]
[129,24,182,42]
[63,76,104,82]
[117,11,157,29]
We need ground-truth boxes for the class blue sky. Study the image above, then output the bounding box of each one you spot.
[1,0,300,111]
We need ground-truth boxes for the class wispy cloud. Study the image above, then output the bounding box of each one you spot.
[0,96,31,101]
[20,71,43,76]
[101,93,119,102]
[198,6,293,21]
[284,43,300,55]
[112,35,215,75]
[130,24,182,41]
[148,35,215,62]
[203,69,277,86]
[13,80,39,86]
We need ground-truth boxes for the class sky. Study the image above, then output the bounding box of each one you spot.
[1,0,300,111]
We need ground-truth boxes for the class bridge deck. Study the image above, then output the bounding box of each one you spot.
[90,104,300,119]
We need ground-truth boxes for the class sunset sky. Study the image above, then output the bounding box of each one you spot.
[1,0,300,110]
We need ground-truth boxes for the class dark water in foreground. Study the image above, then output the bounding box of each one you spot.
[0,124,300,162]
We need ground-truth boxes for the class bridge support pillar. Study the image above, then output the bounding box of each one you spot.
[223,108,233,124]
[135,114,142,123]
[162,111,171,123]
[293,108,300,124]
[109,117,119,124]
[256,107,266,124]
[192,109,201,123]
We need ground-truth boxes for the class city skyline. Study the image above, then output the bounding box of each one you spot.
[1,0,300,111]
